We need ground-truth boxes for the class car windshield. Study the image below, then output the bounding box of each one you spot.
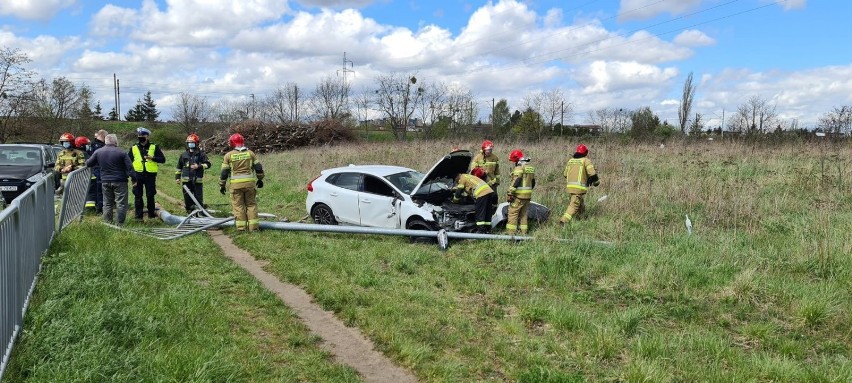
[0,147,42,166]
[384,170,424,195]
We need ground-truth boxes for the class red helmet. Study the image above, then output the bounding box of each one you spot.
[481,140,494,151]
[186,133,200,143]
[59,132,75,143]
[509,149,524,163]
[228,133,245,148]
[74,136,90,148]
[470,166,485,179]
[575,144,588,156]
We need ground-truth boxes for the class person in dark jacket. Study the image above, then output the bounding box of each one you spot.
[89,129,107,214]
[86,134,136,224]
[127,127,166,220]
[175,133,212,213]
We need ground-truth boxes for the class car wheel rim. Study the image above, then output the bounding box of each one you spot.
[315,207,333,224]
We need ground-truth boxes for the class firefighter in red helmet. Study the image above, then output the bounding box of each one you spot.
[54,132,86,195]
[453,169,496,233]
[219,133,265,231]
[506,149,535,235]
[175,133,211,213]
[469,140,500,190]
[560,143,599,224]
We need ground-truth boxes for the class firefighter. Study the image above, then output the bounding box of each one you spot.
[175,133,212,213]
[452,167,496,233]
[74,136,98,210]
[54,132,86,195]
[128,127,166,220]
[219,133,264,231]
[505,149,535,235]
[560,144,600,224]
[469,140,500,190]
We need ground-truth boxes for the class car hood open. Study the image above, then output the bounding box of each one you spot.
[410,150,472,203]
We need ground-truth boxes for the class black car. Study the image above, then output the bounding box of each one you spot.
[0,144,58,203]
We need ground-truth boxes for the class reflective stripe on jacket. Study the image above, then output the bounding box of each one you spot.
[470,152,500,185]
[508,164,535,199]
[131,144,159,173]
[564,157,596,194]
[222,149,259,184]
[456,173,493,199]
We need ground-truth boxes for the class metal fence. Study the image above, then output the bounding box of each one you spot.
[0,173,56,379]
[56,166,92,233]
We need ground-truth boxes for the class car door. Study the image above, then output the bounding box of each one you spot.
[324,172,362,225]
[358,174,401,228]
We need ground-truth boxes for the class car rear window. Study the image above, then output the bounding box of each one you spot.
[0,147,42,166]
[327,172,361,191]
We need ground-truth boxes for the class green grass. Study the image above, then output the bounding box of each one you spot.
[4,223,360,382]
[9,139,852,381]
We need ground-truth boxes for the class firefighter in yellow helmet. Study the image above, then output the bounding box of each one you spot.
[453,167,496,233]
[505,149,535,235]
[219,133,264,231]
[54,132,86,195]
[560,144,600,224]
[469,140,500,190]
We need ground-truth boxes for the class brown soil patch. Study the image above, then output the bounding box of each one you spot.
[208,230,418,383]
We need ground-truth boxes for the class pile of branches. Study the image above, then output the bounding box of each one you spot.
[203,119,356,154]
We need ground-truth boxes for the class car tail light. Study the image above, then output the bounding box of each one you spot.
[307,175,320,192]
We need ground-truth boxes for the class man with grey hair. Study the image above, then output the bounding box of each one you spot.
[86,134,136,224]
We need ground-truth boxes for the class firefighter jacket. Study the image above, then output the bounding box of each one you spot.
[55,149,86,179]
[219,148,264,189]
[128,142,166,174]
[175,149,212,183]
[454,173,493,200]
[563,155,598,195]
[470,151,500,186]
[507,164,536,200]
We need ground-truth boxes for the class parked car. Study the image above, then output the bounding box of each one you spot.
[305,150,549,233]
[0,144,58,203]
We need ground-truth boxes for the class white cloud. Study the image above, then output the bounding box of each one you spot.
[674,30,715,47]
[574,60,679,94]
[0,31,78,70]
[779,0,806,11]
[89,4,138,38]
[618,0,702,22]
[0,0,75,21]
[296,0,375,7]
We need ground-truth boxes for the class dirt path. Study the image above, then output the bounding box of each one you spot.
[208,230,418,383]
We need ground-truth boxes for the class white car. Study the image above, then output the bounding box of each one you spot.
[305,150,549,232]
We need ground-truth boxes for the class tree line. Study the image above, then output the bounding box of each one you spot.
[2,47,850,144]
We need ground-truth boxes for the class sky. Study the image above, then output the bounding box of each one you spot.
[1,0,850,128]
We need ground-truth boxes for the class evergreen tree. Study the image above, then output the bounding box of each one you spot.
[125,99,145,122]
[141,91,159,122]
[108,106,118,121]
[94,101,103,120]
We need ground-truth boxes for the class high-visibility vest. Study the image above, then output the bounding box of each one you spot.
[132,144,158,173]
[509,164,535,199]
[564,158,592,193]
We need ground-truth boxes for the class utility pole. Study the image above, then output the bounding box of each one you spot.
[721,108,725,138]
[116,79,121,120]
[250,93,255,119]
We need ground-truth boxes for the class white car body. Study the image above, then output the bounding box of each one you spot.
[305,150,550,232]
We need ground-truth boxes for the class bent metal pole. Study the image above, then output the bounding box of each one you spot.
[157,208,534,242]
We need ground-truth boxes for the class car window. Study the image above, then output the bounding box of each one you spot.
[0,147,42,166]
[384,171,424,194]
[363,175,396,197]
[328,172,361,191]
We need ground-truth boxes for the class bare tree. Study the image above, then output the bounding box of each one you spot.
[0,48,34,143]
[212,98,250,125]
[818,105,852,135]
[588,107,629,134]
[729,95,777,134]
[678,71,696,134]
[373,72,423,140]
[352,87,373,138]
[308,75,350,121]
[416,81,449,137]
[172,92,213,134]
[28,77,85,139]
[540,88,566,131]
[445,85,475,132]
[263,82,302,124]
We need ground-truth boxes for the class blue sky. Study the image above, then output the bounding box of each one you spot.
[1,0,849,127]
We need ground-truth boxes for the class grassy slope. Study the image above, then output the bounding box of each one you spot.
[8,139,852,382]
[5,223,360,382]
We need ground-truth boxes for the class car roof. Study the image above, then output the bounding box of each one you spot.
[324,164,416,177]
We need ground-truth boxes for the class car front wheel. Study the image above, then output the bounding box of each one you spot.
[406,218,435,243]
[311,203,338,225]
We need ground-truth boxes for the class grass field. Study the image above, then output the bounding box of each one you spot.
[7,138,852,382]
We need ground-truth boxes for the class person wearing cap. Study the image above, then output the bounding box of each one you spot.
[560,143,600,224]
[175,133,211,213]
[127,127,166,220]
[505,149,535,235]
